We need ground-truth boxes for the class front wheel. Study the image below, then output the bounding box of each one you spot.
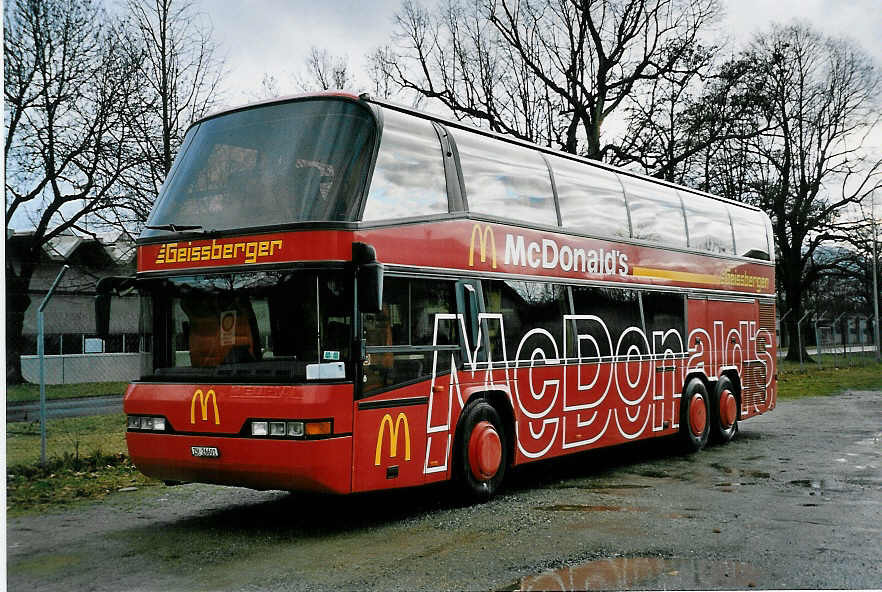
[454,399,508,502]
[679,378,710,453]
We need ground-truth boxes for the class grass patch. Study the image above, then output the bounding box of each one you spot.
[5,381,128,403]
[777,358,882,399]
[6,413,130,466]
[6,451,157,515]
[6,412,159,515]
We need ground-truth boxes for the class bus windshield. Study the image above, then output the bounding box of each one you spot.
[142,99,376,238]
[139,270,352,382]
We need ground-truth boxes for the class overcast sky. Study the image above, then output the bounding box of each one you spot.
[202,0,882,105]
[8,0,882,231]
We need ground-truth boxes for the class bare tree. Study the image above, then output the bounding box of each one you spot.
[370,0,561,146]
[4,0,141,383]
[735,23,881,361]
[112,0,224,229]
[614,49,769,183]
[297,47,353,91]
[371,0,720,159]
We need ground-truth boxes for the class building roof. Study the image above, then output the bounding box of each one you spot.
[8,229,136,265]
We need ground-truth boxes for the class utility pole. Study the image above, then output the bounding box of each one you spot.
[872,193,880,361]
[39,265,69,465]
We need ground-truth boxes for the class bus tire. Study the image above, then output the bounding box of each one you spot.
[710,376,739,444]
[454,399,508,503]
[680,378,710,453]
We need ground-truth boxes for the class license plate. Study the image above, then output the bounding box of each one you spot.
[191,446,220,458]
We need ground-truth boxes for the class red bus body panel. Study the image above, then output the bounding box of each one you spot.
[131,218,776,494]
[125,383,354,493]
[137,220,774,298]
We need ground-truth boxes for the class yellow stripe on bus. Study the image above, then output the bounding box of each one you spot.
[630,266,720,285]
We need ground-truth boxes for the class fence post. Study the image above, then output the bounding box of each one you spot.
[38,265,69,465]
[833,313,846,365]
[798,310,812,371]
[779,308,792,361]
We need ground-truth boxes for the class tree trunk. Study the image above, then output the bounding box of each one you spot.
[5,272,33,385]
[782,277,812,363]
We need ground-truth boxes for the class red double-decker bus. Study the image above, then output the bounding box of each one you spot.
[99,91,776,500]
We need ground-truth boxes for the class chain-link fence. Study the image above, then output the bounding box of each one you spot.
[778,309,880,367]
[17,290,141,385]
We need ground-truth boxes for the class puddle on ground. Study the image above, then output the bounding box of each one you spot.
[537,505,695,519]
[505,557,763,591]
[546,483,652,493]
[788,478,845,491]
[536,505,642,513]
[581,484,652,490]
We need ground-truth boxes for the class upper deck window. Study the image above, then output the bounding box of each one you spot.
[142,99,375,238]
[730,206,772,260]
[548,155,630,239]
[621,176,688,248]
[362,109,448,220]
[454,129,557,226]
[682,193,735,255]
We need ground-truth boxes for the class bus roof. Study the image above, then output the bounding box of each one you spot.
[363,94,763,215]
[199,90,763,215]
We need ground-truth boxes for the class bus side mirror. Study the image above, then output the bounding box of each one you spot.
[358,262,384,314]
[95,276,134,338]
[95,293,111,338]
[353,242,383,314]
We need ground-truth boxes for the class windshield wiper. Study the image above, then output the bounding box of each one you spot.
[146,223,204,233]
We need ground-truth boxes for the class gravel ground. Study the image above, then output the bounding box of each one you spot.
[7,390,881,591]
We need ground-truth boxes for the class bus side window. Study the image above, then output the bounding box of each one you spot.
[571,286,643,357]
[621,176,688,248]
[682,193,735,255]
[549,154,630,240]
[362,110,448,221]
[642,291,686,340]
[363,277,409,346]
[453,129,558,226]
[730,206,771,260]
[362,277,457,395]
[483,279,568,361]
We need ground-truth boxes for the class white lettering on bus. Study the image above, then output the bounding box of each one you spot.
[424,311,774,471]
[503,233,629,276]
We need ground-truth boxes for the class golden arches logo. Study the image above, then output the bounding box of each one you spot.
[190,389,220,425]
[374,413,411,466]
[468,224,497,268]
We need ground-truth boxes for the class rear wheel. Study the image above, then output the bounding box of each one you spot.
[710,376,739,444]
[454,399,508,502]
[680,378,710,452]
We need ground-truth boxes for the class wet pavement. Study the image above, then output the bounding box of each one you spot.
[6,390,882,591]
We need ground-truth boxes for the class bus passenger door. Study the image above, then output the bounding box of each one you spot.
[455,279,488,367]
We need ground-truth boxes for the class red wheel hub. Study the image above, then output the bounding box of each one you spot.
[468,421,502,481]
[720,389,737,428]
[689,394,707,437]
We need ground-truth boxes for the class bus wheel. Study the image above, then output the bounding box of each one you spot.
[711,376,739,444]
[680,378,710,453]
[454,400,508,502]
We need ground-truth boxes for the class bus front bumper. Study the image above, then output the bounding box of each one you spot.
[126,432,353,494]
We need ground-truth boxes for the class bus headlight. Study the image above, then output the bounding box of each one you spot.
[248,419,329,439]
[126,415,167,431]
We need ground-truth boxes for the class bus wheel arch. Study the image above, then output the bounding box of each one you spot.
[453,392,512,502]
[711,372,740,444]
[679,375,711,452]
